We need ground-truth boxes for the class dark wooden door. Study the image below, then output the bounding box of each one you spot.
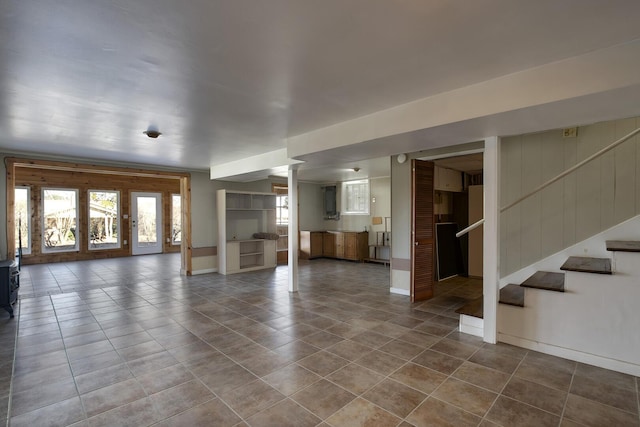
[411,159,435,302]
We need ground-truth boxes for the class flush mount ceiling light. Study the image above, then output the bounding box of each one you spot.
[143,129,162,138]
[353,167,360,172]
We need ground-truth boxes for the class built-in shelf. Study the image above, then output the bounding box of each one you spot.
[217,190,277,275]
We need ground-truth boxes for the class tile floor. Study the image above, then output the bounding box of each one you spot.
[2,254,639,426]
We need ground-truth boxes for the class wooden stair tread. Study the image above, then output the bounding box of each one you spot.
[606,240,640,253]
[520,271,565,292]
[560,256,612,275]
[455,297,483,318]
[499,284,525,307]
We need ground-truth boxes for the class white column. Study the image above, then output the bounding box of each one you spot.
[483,136,500,344]
[288,166,299,292]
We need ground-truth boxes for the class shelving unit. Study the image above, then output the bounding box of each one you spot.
[217,190,277,275]
[367,231,391,265]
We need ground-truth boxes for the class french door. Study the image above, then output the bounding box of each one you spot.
[131,192,163,255]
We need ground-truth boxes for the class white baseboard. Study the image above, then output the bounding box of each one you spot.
[498,333,640,377]
[190,268,218,275]
[459,315,484,337]
[390,287,410,296]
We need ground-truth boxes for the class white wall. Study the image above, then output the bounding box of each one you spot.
[500,116,640,276]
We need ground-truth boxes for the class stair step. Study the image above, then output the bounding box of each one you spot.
[606,240,640,253]
[455,297,483,319]
[520,271,565,292]
[499,284,525,307]
[560,256,612,275]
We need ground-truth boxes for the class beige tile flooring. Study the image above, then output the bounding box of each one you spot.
[2,254,639,426]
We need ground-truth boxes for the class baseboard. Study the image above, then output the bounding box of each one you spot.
[390,287,410,296]
[190,268,218,275]
[459,315,484,337]
[498,333,640,377]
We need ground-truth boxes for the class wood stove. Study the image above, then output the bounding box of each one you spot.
[0,260,19,318]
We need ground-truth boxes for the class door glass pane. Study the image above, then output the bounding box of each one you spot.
[15,187,30,254]
[137,196,157,246]
[43,189,78,252]
[171,194,181,244]
[89,191,120,250]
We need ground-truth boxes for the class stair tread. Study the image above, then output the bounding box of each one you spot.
[560,256,612,275]
[455,297,483,318]
[520,271,565,292]
[499,284,525,307]
[606,240,640,253]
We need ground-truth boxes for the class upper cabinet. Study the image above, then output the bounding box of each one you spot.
[434,166,463,192]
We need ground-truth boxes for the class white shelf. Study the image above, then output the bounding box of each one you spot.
[217,190,277,275]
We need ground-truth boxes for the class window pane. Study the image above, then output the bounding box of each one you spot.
[15,188,30,254]
[342,180,370,215]
[276,194,288,225]
[43,189,78,252]
[137,196,158,245]
[89,191,120,250]
[172,194,181,244]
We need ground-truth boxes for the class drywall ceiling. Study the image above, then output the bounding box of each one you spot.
[1,1,640,181]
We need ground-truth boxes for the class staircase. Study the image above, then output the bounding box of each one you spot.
[456,239,640,375]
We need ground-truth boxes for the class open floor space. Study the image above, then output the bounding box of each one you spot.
[1,255,639,426]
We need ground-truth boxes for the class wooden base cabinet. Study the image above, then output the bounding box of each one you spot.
[300,231,323,259]
[303,231,368,261]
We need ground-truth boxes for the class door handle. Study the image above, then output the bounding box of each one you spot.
[415,241,419,246]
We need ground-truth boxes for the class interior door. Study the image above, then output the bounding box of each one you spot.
[131,192,163,255]
[411,159,435,302]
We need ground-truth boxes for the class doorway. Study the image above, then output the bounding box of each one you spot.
[131,192,163,255]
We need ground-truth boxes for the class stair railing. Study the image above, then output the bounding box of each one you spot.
[456,126,640,239]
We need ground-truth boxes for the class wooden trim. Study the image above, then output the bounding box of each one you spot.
[181,176,192,275]
[7,157,188,179]
[192,246,216,257]
[391,258,411,271]
[6,160,15,259]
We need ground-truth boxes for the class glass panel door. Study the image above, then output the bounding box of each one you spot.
[131,192,162,255]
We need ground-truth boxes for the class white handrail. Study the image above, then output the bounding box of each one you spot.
[454,126,640,239]
[500,127,640,213]
[456,218,484,238]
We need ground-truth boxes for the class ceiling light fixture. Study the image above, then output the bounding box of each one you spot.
[143,129,162,138]
[353,167,360,172]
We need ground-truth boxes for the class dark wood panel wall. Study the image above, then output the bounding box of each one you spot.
[7,158,188,265]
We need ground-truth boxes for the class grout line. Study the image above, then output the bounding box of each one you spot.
[558,359,578,426]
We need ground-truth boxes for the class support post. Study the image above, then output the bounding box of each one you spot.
[483,136,500,344]
[288,166,299,292]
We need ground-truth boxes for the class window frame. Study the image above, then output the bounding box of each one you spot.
[87,189,121,251]
[341,179,370,215]
[171,193,182,245]
[41,188,80,253]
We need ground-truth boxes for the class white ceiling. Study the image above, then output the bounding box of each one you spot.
[2,1,640,182]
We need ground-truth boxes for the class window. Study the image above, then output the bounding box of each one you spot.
[342,179,370,215]
[172,194,181,244]
[88,191,120,250]
[272,185,288,252]
[15,187,31,255]
[42,189,79,252]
